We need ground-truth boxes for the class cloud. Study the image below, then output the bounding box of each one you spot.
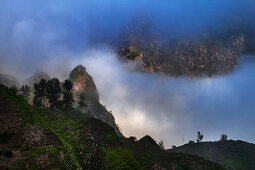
[0,0,255,148]
[73,49,255,148]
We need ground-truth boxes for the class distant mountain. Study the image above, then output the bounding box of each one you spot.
[168,140,255,170]
[25,70,50,87]
[0,83,224,169]
[0,74,18,87]
[118,18,254,77]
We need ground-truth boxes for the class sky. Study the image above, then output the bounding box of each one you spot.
[0,0,255,148]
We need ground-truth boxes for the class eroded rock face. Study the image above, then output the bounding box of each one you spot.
[119,18,247,77]
[69,65,99,101]
[25,70,50,87]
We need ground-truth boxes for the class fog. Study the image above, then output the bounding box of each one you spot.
[72,49,255,148]
[0,0,255,148]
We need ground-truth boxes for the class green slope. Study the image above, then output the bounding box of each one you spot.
[168,141,255,170]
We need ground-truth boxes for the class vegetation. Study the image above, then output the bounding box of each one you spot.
[0,83,226,169]
[19,85,31,101]
[62,79,74,110]
[197,131,204,143]
[33,79,47,107]
[45,78,61,109]
[220,134,228,142]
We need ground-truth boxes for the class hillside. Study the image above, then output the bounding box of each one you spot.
[168,141,255,170]
[0,83,225,169]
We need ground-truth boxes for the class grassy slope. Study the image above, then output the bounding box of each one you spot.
[168,141,255,170]
[0,83,225,169]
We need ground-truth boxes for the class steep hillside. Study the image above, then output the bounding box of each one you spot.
[119,18,252,77]
[0,83,225,169]
[168,141,255,170]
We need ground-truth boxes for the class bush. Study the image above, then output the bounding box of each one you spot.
[5,150,13,158]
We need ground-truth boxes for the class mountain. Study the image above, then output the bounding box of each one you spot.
[168,140,255,170]
[0,74,18,87]
[69,65,99,101]
[69,65,120,135]
[118,18,253,77]
[25,70,50,87]
[0,83,225,169]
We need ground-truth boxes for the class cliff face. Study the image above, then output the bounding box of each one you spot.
[69,65,121,135]
[119,19,247,77]
[69,65,99,101]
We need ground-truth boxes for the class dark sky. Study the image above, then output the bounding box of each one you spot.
[0,0,255,147]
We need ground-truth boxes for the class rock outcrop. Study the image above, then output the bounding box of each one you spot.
[119,18,248,77]
[69,65,121,135]
[69,65,99,101]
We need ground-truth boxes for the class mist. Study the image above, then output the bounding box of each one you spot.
[0,0,255,148]
[76,49,255,148]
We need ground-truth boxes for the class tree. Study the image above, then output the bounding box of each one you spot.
[33,79,47,107]
[188,140,195,144]
[220,134,228,142]
[10,86,18,95]
[171,145,177,149]
[62,79,74,110]
[158,140,165,150]
[197,131,203,143]
[20,85,31,101]
[78,93,87,110]
[46,78,61,109]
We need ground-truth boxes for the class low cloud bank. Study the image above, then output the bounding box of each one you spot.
[62,49,255,148]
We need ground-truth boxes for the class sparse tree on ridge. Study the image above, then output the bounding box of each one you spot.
[158,140,165,150]
[220,134,228,142]
[20,85,31,101]
[197,131,203,143]
[33,79,47,107]
[62,79,74,110]
[46,78,61,109]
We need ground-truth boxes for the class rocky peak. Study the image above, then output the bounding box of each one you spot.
[26,70,50,87]
[69,65,99,101]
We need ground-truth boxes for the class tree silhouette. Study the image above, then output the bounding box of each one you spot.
[62,79,74,110]
[158,140,165,150]
[46,78,61,109]
[78,93,87,110]
[197,131,203,143]
[33,79,47,107]
[20,85,31,101]
[220,134,228,142]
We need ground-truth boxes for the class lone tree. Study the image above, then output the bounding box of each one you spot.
[46,78,61,109]
[220,134,228,142]
[62,79,74,110]
[158,140,165,150]
[78,93,87,110]
[33,79,47,107]
[20,85,31,101]
[197,131,203,143]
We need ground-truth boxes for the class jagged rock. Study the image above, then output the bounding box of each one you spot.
[119,17,247,77]
[25,70,50,87]
[69,65,99,101]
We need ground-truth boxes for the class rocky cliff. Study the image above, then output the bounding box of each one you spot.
[119,19,249,77]
[69,65,121,135]
[69,65,99,101]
